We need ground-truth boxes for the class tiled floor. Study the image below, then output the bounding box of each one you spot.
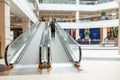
[0,49,120,80]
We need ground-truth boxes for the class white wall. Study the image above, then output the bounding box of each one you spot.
[58,19,118,29]
[103,28,107,41]
[39,1,118,11]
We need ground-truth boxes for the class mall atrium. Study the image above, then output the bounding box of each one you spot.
[0,0,120,80]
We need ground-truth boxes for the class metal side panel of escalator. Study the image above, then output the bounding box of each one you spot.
[55,23,82,70]
[38,28,52,72]
[3,22,46,75]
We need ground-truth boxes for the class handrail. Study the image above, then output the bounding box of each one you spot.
[55,23,82,65]
[47,28,51,64]
[5,21,40,65]
[64,29,82,63]
[39,27,51,70]
[39,29,45,64]
[5,44,10,65]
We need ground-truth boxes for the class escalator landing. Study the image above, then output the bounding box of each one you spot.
[6,64,39,75]
[5,63,82,76]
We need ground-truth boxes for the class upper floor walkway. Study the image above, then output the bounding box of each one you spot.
[39,1,118,11]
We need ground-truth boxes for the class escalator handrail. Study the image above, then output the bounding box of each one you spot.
[63,29,82,63]
[39,28,51,64]
[5,21,40,65]
[47,28,51,64]
[39,28,46,64]
[5,44,10,65]
[55,23,82,63]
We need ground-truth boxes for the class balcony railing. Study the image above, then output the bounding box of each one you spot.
[80,0,114,5]
[41,0,76,4]
[39,0,114,5]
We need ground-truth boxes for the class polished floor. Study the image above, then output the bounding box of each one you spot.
[0,49,120,80]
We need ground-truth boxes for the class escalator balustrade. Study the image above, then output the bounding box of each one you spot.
[38,28,52,72]
[55,23,82,70]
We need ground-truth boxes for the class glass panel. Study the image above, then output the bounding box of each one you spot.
[40,28,50,46]
[97,0,113,4]
[39,28,51,63]
[39,0,43,3]
[41,0,113,5]
[56,23,81,63]
[42,0,76,4]
[6,22,40,65]
[80,0,114,5]
[27,0,32,3]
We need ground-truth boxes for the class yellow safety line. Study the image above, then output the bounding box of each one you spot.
[37,64,41,72]
[74,66,82,71]
[48,65,52,72]
[37,64,52,72]
[2,67,13,75]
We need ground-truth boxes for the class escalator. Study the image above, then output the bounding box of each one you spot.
[4,22,82,75]
[52,23,82,70]
[51,32,70,63]
[4,22,46,75]
[38,22,82,73]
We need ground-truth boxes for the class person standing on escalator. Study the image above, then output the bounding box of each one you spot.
[49,18,56,38]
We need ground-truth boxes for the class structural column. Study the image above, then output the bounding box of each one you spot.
[75,29,80,40]
[103,28,107,41]
[118,1,120,54]
[0,0,10,58]
[76,11,79,22]
[76,0,79,5]
[32,0,39,18]
[75,11,79,40]
[22,20,30,32]
[76,0,79,22]
[100,28,103,41]
[75,0,80,40]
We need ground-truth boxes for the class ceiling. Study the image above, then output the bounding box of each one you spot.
[10,0,117,29]
[10,13,23,29]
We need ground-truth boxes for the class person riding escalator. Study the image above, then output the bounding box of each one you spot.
[49,18,56,38]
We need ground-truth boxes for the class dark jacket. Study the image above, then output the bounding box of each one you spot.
[50,21,55,30]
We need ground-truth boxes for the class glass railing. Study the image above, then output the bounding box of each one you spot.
[39,28,51,69]
[41,0,76,4]
[79,0,114,5]
[5,22,40,65]
[27,0,35,10]
[56,23,82,65]
[27,0,32,3]
[40,0,114,5]
[40,28,50,47]
[97,0,113,4]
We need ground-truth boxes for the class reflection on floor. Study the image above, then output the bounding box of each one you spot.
[0,49,120,80]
